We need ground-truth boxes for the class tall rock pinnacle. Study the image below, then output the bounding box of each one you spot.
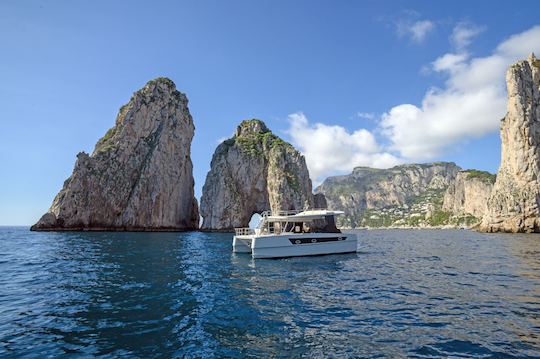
[31,78,199,231]
[479,55,540,232]
[200,119,315,231]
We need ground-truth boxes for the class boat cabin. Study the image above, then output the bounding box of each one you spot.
[253,209,344,236]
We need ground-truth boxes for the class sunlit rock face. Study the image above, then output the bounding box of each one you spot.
[31,78,199,231]
[316,162,461,228]
[479,54,540,233]
[200,119,314,231]
[443,170,495,218]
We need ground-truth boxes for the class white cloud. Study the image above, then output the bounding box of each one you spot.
[357,112,375,120]
[432,53,468,72]
[451,22,485,50]
[381,25,540,159]
[287,25,540,183]
[287,113,401,184]
[410,20,435,42]
[398,19,435,43]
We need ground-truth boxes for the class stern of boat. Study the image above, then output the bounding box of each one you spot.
[233,228,255,253]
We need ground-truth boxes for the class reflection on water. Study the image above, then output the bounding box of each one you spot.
[1,227,540,357]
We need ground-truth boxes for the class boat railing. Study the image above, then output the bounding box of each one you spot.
[234,227,255,236]
[260,208,328,218]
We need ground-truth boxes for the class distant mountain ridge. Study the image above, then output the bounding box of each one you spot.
[316,162,494,228]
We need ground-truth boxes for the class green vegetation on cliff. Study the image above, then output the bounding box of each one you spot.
[319,162,485,228]
[94,127,118,153]
[232,119,294,157]
[462,169,496,184]
[341,187,479,228]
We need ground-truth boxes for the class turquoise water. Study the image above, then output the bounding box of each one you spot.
[1,227,540,358]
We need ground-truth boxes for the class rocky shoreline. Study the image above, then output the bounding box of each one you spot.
[346,225,471,230]
[31,226,197,232]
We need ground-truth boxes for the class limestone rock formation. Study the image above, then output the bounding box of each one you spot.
[31,78,199,231]
[316,162,460,227]
[479,54,540,233]
[443,170,495,218]
[200,119,314,231]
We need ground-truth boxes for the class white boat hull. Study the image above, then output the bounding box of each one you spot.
[233,233,358,259]
[232,236,252,253]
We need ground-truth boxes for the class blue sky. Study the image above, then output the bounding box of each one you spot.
[1,1,540,225]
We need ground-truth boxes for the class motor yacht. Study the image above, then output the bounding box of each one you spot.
[233,209,357,259]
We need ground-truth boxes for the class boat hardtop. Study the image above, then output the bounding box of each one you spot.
[264,209,345,222]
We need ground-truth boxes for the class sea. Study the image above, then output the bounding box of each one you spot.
[1,227,540,358]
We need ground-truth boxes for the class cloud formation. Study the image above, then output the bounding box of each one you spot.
[357,112,376,120]
[397,19,435,43]
[287,25,540,182]
[287,113,401,184]
[381,24,540,159]
[451,22,485,50]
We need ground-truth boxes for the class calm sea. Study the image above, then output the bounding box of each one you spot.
[1,227,540,358]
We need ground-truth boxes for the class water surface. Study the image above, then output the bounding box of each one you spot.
[1,227,540,357]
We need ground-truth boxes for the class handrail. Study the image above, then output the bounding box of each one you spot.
[235,227,255,236]
[260,208,329,218]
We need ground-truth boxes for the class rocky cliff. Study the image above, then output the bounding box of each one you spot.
[479,54,540,233]
[316,162,465,228]
[443,170,495,218]
[200,119,314,230]
[31,78,199,231]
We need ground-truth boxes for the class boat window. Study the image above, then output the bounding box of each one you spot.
[324,215,341,233]
[308,215,341,233]
[303,222,314,233]
[284,222,304,233]
[284,222,294,233]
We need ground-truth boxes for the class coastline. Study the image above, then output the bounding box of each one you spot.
[29,226,199,233]
[28,224,473,233]
[344,225,472,231]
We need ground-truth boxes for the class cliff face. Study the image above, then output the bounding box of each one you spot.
[442,170,495,218]
[315,162,461,227]
[200,119,314,230]
[31,78,199,231]
[480,54,540,233]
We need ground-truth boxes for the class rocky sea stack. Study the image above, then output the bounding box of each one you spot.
[479,54,540,233]
[31,78,199,231]
[200,119,314,231]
